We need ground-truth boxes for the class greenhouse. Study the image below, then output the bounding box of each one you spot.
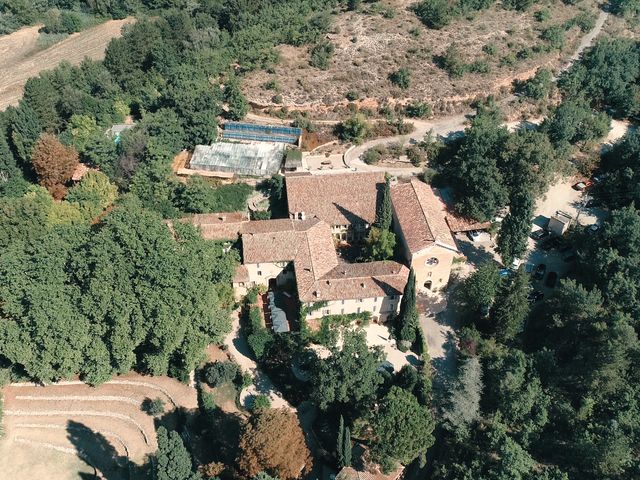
[190,142,285,177]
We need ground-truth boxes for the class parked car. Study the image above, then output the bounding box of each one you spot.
[534,263,547,280]
[545,271,559,288]
[531,229,549,241]
[573,181,587,191]
[587,224,599,234]
[467,230,481,241]
[527,290,544,303]
[499,269,512,278]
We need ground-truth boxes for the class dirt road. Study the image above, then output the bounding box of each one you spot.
[0,18,134,111]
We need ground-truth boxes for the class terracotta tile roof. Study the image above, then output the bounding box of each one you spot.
[286,172,385,226]
[298,261,409,303]
[238,216,407,303]
[233,265,250,283]
[178,212,249,240]
[391,179,457,254]
[445,214,491,233]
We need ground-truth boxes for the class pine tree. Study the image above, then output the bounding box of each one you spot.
[376,176,393,231]
[343,426,352,468]
[155,426,201,480]
[397,268,418,343]
[337,415,345,467]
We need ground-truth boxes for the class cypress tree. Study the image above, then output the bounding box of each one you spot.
[376,176,393,232]
[397,268,418,343]
[343,426,352,468]
[337,415,345,467]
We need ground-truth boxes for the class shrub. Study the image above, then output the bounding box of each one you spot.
[413,0,452,29]
[251,394,272,410]
[482,42,498,56]
[437,45,467,78]
[142,397,165,416]
[203,361,240,387]
[541,26,565,50]
[346,90,360,101]
[389,68,411,89]
[271,94,283,104]
[337,114,370,144]
[535,9,550,21]
[309,41,335,70]
[363,145,386,164]
[248,329,274,360]
[406,146,426,166]
[404,101,432,118]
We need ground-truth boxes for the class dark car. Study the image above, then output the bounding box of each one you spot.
[527,290,544,303]
[545,271,559,288]
[531,229,549,241]
[534,263,547,280]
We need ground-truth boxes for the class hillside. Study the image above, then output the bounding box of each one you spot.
[0,18,133,111]
[242,0,601,116]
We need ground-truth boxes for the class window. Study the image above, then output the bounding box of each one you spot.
[298,212,303,220]
[428,272,432,277]
[357,299,363,303]
[257,271,262,276]
[256,263,261,268]
[357,307,361,314]
[425,257,439,266]
[341,309,344,314]
[323,309,330,315]
[373,306,376,312]
[342,300,345,305]
[390,303,395,310]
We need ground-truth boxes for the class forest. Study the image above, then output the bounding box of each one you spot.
[0,0,639,479]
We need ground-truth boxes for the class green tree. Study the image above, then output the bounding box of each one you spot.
[450,105,509,221]
[376,176,393,231]
[496,190,534,266]
[224,77,249,121]
[542,100,610,148]
[343,426,352,468]
[312,330,383,410]
[155,426,201,480]
[442,356,483,439]
[365,227,396,260]
[490,270,531,342]
[396,268,418,344]
[9,103,42,165]
[459,262,501,317]
[66,170,118,219]
[337,415,345,467]
[371,386,435,471]
[338,114,370,144]
[517,68,553,100]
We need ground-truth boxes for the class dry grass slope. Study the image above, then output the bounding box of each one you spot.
[0,18,134,111]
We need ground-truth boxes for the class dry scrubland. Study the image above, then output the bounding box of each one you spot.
[0,18,133,111]
[243,0,600,114]
[0,374,197,480]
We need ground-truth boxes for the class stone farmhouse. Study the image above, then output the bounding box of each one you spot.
[181,173,459,323]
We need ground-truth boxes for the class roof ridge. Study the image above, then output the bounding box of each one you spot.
[412,179,436,241]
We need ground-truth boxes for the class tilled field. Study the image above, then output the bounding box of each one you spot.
[1,373,197,479]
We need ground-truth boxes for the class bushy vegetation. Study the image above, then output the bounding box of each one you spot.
[203,361,240,388]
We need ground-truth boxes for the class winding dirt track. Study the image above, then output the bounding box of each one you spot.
[0,18,134,111]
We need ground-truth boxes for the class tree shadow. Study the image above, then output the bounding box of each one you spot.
[67,420,145,480]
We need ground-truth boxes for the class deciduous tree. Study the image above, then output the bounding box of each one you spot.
[237,409,311,480]
[31,133,79,197]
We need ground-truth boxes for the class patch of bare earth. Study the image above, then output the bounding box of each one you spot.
[0,372,197,479]
[243,0,600,117]
[0,17,134,111]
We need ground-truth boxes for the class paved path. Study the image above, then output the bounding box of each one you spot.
[223,311,292,410]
